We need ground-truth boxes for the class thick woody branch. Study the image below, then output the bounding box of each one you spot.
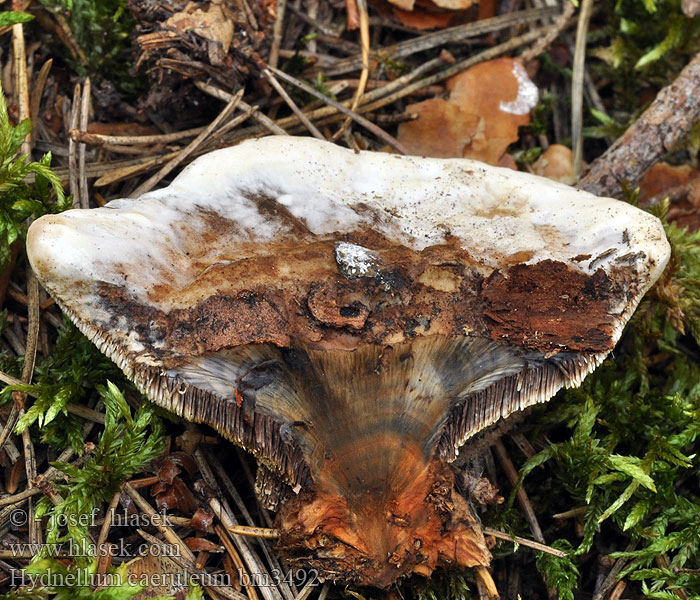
[578,50,700,197]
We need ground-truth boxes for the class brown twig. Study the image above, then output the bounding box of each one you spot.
[269,0,287,70]
[136,528,244,600]
[205,451,295,600]
[258,53,446,137]
[474,566,500,600]
[482,527,568,558]
[578,49,700,196]
[68,82,81,207]
[65,403,105,424]
[70,126,205,146]
[78,78,91,209]
[215,525,259,600]
[571,0,594,177]
[101,143,164,156]
[228,525,280,539]
[194,81,287,135]
[0,405,19,462]
[94,152,181,187]
[324,7,558,77]
[95,488,122,570]
[17,265,40,545]
[493,439,545,543]
[52,11,89,67]
[656,554,688,600]
[552,506,588,519]
[124,482,195,562]
[12,17,31,157]
[520,0,576,63]
[262,69,325,140]
[510,433,537,460]
[0,486,42,507]
[29,59,53,148]
[268,66,409,153]
[287,3,337,36]
[609,580,627,600]
[201,451,292,600]
[130,89,244,197]
[591,541,637,600]
[333,0,370,141]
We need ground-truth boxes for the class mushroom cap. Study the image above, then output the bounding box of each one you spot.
[27,137,670,584]
[28,134,670,466]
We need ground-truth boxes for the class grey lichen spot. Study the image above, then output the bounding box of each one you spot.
[335,242,380,279]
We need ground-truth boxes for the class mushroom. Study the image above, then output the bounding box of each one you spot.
[27,137,670,588]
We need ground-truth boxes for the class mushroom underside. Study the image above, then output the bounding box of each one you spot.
[76,310,600,585]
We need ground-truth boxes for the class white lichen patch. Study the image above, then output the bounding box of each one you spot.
[499,61,538,116]
[334,242,380,279]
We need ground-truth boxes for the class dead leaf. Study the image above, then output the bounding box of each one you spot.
[184,537,224,552]
[190,508,215,533]
[127,552,189,599]
[7,454,25,495]
[398,58,538,164]
[387,0,415,9]
[498,153,518,171]
[395,99,478,158]
[639,162,698,203]
[390,7,454,28]
[532,144,576,184]
[373,0,474,30]
[433,0,473,7]
[639,162,700,231]
[154,477,199,514]
[165,1,234,57]
[155,457,181,486]
[168,451,199,475]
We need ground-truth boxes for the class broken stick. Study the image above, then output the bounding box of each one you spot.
[578,49,700,198]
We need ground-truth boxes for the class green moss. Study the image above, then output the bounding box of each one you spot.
[37,0,141,95]
[35,381,166,565]
[0,84,68,273]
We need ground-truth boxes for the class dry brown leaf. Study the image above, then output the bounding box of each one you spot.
[189,508,215,533]
[477,0,497,21]
[165,1,234,54]
[396,99,478,158]
[388,0,415,8]
[532,144,576,184]
[184,537,224,552]
[639,163,700,231]
[639,162,699,203]
[498,153,518,171]
[127,552,189,599]
[398,57,538,164]
[390,7,455,28]
[6,454,25,495]
[373,0,474,29]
